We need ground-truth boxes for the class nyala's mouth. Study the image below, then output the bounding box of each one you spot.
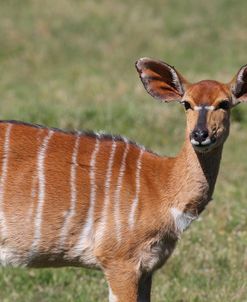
[190,136,217,152]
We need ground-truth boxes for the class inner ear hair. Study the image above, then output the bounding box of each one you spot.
[135,58,188,103]
[232,64,247,103]
[144,59,184,95]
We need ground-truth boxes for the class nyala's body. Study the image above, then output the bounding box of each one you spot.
[0,121,171,270]
[0,58,247,301]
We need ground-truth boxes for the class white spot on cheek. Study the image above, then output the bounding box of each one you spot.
[170,207,197,234]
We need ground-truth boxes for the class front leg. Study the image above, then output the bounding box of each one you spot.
[105,267,138,302]
[138,273,152,302]
[105,264,152,302]
[105,265,152,302]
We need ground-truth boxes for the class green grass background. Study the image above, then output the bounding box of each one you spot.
[0,0,247,301]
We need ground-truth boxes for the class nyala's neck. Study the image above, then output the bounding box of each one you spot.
[161,138,223,216]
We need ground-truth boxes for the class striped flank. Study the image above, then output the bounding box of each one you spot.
[31,130,53,251]
[128,149,144,229]
[0,124,12,239]
[72,136,100,255]
[59,133,81,248]
[114,139,129,241]
[95,139,117,244]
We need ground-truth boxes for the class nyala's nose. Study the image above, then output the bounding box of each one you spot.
[191,128,209,143]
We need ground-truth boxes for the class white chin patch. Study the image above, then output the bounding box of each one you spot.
[201,137,211,146]
[190,138,200,146]
[190,137,212,146]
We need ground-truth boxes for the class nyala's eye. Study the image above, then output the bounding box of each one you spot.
[182,101,192,111]
[218,100,230,110]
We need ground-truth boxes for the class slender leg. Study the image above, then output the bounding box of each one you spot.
[105,265,153,302]
[138,273,152,302]
[105,265,139,302]
[109,286,118,302]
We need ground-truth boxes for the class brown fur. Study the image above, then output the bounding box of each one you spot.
[0,58,247,301]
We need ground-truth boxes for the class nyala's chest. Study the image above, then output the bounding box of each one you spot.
[170,207,198,235]
[137,208,198,273]
[138,236,177,273]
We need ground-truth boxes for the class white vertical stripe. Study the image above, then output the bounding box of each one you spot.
[59,134,80,247]
[27,136,44,224]
[0,124,12,239]
[128,149,144,229]
[95,140,117,244]
[114,139,129,241]
[72,137,100,254]
[31,130,53,251]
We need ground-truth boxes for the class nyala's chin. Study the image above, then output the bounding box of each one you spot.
[191,139,217,153]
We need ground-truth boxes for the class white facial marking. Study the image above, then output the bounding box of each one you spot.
[31,130,53,251]
[205,105,215,111]
[72,137,100,255]
[194,105,215,111]
[0,124,12,239]
[114,138,129,241]
[170,207,197,234]
[128,149,144,229]
[190,138,200,146]
[95,140,117,244]
[201,137,212,145]
[59,134,81,248]
[194,106,202,111]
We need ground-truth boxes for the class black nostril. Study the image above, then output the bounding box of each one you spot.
[192,129,209,143]
[201,129,209,140]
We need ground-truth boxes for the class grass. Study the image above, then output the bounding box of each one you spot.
[0,0,247,301]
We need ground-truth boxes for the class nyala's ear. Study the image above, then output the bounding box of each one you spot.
[230,64,247,106]
[135,57,189,102]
